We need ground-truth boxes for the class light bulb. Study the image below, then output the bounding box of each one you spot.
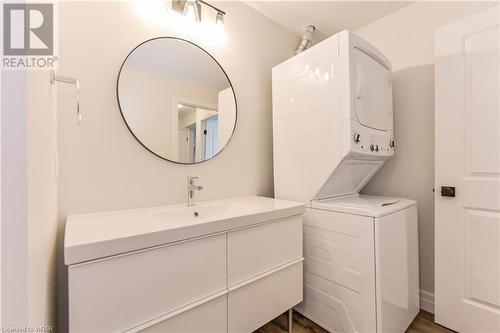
[206,11,226,46]
[183,0,199,22]
[186,6,195,20]
[215,12,224,26]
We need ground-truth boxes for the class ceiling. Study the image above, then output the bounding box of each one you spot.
[243,1,414,40]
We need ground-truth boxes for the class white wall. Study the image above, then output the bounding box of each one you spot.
[1,69,57,329]
[355,1,498,302]
[1,70,29,327]
[27,71,58,328]
[56,1,296,329]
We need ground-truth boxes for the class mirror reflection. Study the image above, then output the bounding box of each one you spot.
[117,37,236,163]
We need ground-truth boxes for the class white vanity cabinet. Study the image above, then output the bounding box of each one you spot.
[68,234,227,332]
[227,216,303,333]
[65,196,304,333]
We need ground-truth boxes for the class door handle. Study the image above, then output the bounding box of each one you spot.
[441,186,456,197]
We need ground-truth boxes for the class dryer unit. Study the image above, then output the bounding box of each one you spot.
[272,30,419,333]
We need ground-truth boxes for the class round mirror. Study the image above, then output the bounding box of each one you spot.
[117,37,237,164]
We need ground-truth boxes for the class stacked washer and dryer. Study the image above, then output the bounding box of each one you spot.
[272,31,420,333]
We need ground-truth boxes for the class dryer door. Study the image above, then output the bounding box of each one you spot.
[353,48,392,131]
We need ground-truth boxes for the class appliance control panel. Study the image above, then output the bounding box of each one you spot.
[348,120,394,158]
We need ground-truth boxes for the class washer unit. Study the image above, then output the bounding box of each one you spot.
[272,31,419,332]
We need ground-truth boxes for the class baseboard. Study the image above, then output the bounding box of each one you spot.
[419,289,435,314]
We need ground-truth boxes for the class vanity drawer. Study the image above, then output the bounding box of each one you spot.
[227,216,302,285]
[228,260,303,333]
[68,234,226,333]
[136,293,227,333]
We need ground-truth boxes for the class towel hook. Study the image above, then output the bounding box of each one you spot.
[50,70,81,124]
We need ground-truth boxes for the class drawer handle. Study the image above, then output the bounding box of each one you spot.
[228,258,305,292]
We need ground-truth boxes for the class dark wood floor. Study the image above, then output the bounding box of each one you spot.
[254,310,454,333]
[406,311,454,333]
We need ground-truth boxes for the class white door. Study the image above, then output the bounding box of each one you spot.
[435,6,500,333]
[203,116,219,159]
[177,129,188,162]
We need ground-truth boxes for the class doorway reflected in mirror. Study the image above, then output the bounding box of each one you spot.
[176,102,222,163]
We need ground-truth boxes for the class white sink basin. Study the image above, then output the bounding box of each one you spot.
[64,196,304,265]
[151,200,263,225]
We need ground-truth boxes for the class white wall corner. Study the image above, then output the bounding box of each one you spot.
[420,289,435,314]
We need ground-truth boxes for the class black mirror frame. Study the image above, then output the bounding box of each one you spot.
[116,36,238,164]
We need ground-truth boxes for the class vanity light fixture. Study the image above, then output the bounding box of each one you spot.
[172,0,225,28]
[136,0,227,45]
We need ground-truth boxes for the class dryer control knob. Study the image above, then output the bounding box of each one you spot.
[375,145,379,152]
[370,144,375,152]
[353,133,361,143]
[390,140,395,148]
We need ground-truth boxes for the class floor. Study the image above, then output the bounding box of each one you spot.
[254,310,455,333]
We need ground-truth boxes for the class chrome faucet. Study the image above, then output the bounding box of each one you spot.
[187,177,203,206]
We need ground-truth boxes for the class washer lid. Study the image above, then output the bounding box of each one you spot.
[311,194,416,218]
[314,159,385,201]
